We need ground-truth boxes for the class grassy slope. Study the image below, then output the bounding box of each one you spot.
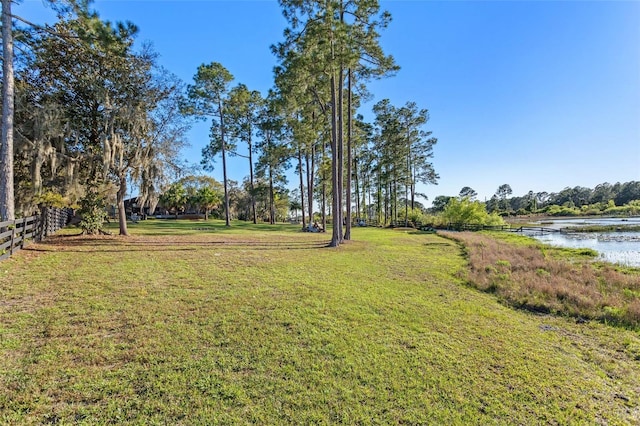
[0,221,638,424]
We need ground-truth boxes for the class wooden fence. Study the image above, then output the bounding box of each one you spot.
[0,207,73,262]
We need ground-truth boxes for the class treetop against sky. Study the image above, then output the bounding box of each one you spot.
[15,0,640,204]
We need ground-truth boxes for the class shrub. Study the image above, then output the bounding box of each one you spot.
[441,198,506,227]
[34,191,68,208]
[78,187,108,235]
[397,207,427,226]
[624,300,640,328]
[545,205,580,216]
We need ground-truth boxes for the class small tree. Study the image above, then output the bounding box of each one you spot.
[78,185,108,235]
[34,191,68,209]
[160,182,187,219]
[496,184,513,212]
[430,195,452,213]
[289,198,302,221]
[196,186,222,220]
[442,197,504,227]
[459,186,477,200]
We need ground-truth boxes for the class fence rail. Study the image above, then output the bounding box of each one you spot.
[0,207,73,262]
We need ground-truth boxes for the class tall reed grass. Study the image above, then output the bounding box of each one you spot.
[445,232,640,329]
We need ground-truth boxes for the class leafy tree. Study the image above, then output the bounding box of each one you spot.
[132,71,192,221]
[495,184,513,212]
[398,206,426,227]
[160,182,187,218]
[548,186,592,208]
[370,99,438,226]
[256,97,290,224]
[352,115,374,221]
[289,198,302,220]
[524,190,537,212]
[535,191,550,209]
[614,181,640,206]
[34,191,69,209]
[225,84,264,224]
[176,175,223,220]
[459,187,477,200]
[442,197,504,227]
[590,182,613,204]
[275,0,397,246]
[184,62,234,226]
[372,99,406,225]
[77,182,108,235]
[1,0,89,221]
[195,186,222,220]
[13,12,188,236]
[399,102,438,209]
[486,195,499,213]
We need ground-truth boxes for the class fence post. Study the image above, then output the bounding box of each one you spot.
[33,214,39,242]
[20,218,27,249]
[48,208,54,236]
[43,207,50,238]
[50,209,55,235]
[36,211,41,241]
[9,225,16,256]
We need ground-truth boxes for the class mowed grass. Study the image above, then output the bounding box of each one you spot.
[0,220,638,424]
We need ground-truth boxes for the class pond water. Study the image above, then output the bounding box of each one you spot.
[525,217,640,268]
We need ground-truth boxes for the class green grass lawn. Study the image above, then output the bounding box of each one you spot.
[1,220,639,424]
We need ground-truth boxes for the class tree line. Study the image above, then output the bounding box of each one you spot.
[431,181,640,216]
[1,0,440,245]
[178,1,438,246]
[2,1,189,236]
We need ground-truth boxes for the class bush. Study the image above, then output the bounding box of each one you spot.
[545,205,581,216]
[34,191,69,208]
[397,207,428,226]
[78,187,108,235]
[441,198,506,227]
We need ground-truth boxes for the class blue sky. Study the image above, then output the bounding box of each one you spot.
[16,0,640,205]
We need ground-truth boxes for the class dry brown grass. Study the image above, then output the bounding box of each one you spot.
[443,231,640,329]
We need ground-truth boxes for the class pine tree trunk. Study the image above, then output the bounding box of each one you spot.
[344,68,352,240]
[321,139,327,231]
[298,146,306,229]
[337,66,344,243]
[393,178,398,225]
[329,73,340,247]
[248,138,257,224]
[218,100,231,227]
[269,166,275,225]
[354,153,360,222]
[306,147,314,226]
[411,166,416,210]
[377,171,382,225]
[222,146,230,225]
[1,0,15,221]
[405,184,409,227]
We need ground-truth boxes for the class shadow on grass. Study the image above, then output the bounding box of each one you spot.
[111,219,306,234]
[29,237,330,253]
[407,230,437,236]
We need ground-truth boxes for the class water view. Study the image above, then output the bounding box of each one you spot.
[526,217,640,267]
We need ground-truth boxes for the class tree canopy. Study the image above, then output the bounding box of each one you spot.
[2,1,448,245]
